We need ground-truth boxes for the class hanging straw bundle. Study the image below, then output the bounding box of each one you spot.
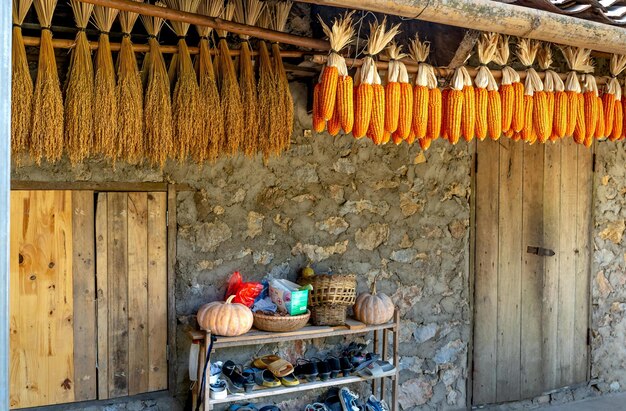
[560,46,592,141]
[31,0,64,163]
[537,44,557,143]
[11,0,33,160]
[492,35,519,138]
[384,43,408,137]
[64,1,95,164]
[234,0,264,155]
[607,55,626,141]
[475,33,500,141]
[446,66,466,145]
[92,5,119,158]
[141,2,173,166]
[516,38,543,144]
[257,8,279,159]
[216,1,244,156]
[116,3,143,164]
[165,0,202,162]
[271,1,295,152]
[353,18,400,142]
[195,0,224,162]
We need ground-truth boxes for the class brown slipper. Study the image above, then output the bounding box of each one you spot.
[252,354,281,369]
[267,358,294,378]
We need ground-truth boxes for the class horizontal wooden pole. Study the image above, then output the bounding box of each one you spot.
[21,35,306,58]
[297,0,626,55]
[76,0,330,50]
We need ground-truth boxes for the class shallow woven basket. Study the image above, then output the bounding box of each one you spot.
[253,310,311,332]
[310,304,347,326]
[300,274,357,306]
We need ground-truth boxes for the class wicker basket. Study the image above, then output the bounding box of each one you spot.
[310,304,348,326]
[300,274,357,306]
[253,310,311,332]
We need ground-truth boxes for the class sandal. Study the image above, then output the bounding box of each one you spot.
[254,369,281,388]
[222,360,247,394]
[279,373,300,386]
[266,358,294,378]
[294,358,318,382]
[252,354,282,369]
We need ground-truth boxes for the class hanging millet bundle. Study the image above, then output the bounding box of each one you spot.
[271,1,295,152]
[92,5,119,159]
[385,43,408,138]
[141,2,173,166]
[408,34,435,144]
[11,0,34,161]
[216,1,244,156]
[606,55,626,141]
[116,4,143,164]
[317,11,355,134]
[475,33,501,141]
[31,0,64,164]
[256,8,279,159]
[537,43,557,143]
[560,46,591,141]
[492,35,519,138]
[195,0,224,162]
[516,38,542,144]
[64,0,95,164]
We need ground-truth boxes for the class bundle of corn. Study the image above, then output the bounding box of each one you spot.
[560,46,591,142]
[234,0,264,155]
[537,44,557,143]
[353,18,400,142]
[11,0,33,161]
[271,1,295,152]
[141,2,173,166]
[516,38,543,144]
[384,42,407,138]
[475,33,501,141]
[216,1,244,156]
[31,0,64,163]
[408,34,437,146]
[64,1,94,164]
[581,73,600,147]
[446,67,465,145]
[257,8,279,159]
[195,0,224,162]
[604,55,626,141]
[165,0,202,162]
[116,3,143,164]
[92,5,119,159]
[492,35,521,138]
[317,11,355,135]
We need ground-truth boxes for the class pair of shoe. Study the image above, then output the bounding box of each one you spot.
[222,361,256,394]
[294,356,353,382]
[253,354,300,387]
[338,388,389,411]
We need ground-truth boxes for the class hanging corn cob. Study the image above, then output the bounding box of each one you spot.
[317,11,355,133]
[196,0,224,162]
[492,35,520,136]
[271,1,295,152]
[384,43,407,136]
[216,1,244,156]
[65,1,95,164]
[441,88,450,142]
[313,83,325,132]
[560,47,591,141]
[516,38,543,144]
[613,83,624,141]
[478,33,502,140]
[408,34,437,143]
[92,5,119,159]
[116,2,144,164]
[537,44,559,143]
[605,55,626,141]
[473,33,497,141]
[31,0,64,163]
[234,0,264,156]
[581,73,599,147]
[446,68,465,145]
[257,8,279,159]
[11,0,34,161]
[141,2,173,166]
[353,18,400,141]
[166,0,202,162]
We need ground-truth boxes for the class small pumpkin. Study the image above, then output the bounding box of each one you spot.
[196,295,253,336]
[353,280,395,325]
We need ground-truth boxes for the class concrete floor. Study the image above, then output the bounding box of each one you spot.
[538,392,626,410]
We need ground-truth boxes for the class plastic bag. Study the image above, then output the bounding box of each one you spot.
[225,271,263,307]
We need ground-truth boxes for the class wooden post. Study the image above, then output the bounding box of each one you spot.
[0,0,11,407]
[298,0,626,55]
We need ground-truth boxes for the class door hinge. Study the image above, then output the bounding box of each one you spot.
[527,246,555,257]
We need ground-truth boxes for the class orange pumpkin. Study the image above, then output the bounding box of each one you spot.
[196,295,253,336]
[353,281,395,325]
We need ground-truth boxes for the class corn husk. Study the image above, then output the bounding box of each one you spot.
[271,1,296,153]
[116,3,144,164]
[493,35,523,134]
[141,2,173,167]
[234,0,265,157]
[257,8,278,160]
[64,1,94,164]
[475,33,499,92]
[92,5,119,159]
[31,0,64,164]
[561,46,593,94]
[165,0,202,162]
[195,0,224,162]
[216,1,244,156]
[11,0,34,162]
[516,38,543,144]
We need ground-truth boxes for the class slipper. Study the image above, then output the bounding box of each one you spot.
[352,353,380,375]
[358,360,395,378]
[266,358,294,378]
[254,369,281,388]
[279,373,300,386]
[253,354,282,369]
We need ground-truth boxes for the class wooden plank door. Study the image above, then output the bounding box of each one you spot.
[473,139,592,405]
[9,190,97,409]
[95,192,168,399]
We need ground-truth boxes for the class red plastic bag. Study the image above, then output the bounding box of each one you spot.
[225,271,263,307]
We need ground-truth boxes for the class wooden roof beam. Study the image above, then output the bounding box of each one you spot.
[296,0,626,55]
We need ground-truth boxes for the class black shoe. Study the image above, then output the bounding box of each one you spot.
[222,360,246,393]
[325,356,341,379]
[294,358,318,382]
[241,368,257,393]
[339,356,353,377]
[312,357,331,381]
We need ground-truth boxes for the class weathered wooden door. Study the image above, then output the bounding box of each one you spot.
[473,139,592,404]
